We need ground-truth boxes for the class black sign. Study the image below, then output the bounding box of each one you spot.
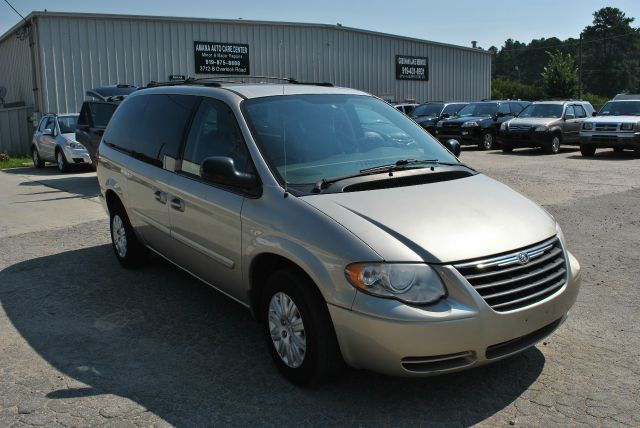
[169,74,186,81]
[395,55,428,81]
[194,41,250,75]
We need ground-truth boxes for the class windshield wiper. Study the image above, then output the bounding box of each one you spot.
[312,159,471,193]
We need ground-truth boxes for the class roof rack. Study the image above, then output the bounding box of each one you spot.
[144,75,334,89]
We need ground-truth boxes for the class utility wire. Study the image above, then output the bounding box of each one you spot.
[2,0,27,25]
[495,30,639,53]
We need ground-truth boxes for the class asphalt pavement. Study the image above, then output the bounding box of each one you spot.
[0,149,639,427]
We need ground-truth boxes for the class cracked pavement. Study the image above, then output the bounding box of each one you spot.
[0,148,639,427]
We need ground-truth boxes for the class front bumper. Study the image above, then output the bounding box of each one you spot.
[329,250,581,377]
[63,146,93,165]
[580,132,640,149]
[501,131,554,147]
[435,128,481,145]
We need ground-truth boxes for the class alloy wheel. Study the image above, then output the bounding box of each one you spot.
[32,150,39,166]
[57,152,64,171]
[552,136,560,153]
[483,133,494,150]
[268,291,306,368]
[111,215,128,258]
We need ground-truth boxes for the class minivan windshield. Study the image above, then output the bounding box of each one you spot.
[410,103,444,118]
[598,101,640,116]
[243,94,458,187]
[518,104,563,118]
[457,102,498,117]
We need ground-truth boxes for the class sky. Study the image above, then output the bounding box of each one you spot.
[2,0,640,49]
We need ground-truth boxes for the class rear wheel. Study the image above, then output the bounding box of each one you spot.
[544,134,561,154]
[109,201,148,268]
[479,132,495,150]
[32,147,45,168]
[262,269,342,385]
[580,144,596,157]
[56,150,69,173]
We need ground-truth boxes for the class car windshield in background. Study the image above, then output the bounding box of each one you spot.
[598,101,640,116]
[518,104,563,118]
[58,116,78,133]
[90,103,118,127]
[457,103,498,117]
[243,94,458,187]
[410,103,444,118]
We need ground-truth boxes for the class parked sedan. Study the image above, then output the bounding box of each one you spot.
[500,101,594,154]
[31,113,92,172]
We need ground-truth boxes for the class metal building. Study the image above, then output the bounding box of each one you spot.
[0,11,491,153]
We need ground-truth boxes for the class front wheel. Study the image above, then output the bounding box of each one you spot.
[580,144,596,157]
[544,135,561,154]
[56,150,69,173]
[479,132,495,150]
[32,147,45,168]
[262,269,342,385]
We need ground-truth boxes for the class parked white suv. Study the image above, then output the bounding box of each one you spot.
[580,94,640,156]
[97,80,581,385]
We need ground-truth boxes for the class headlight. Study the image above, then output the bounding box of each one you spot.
[500,122,509,131]
[534,126,549,132]
[621,123,634,131]
[582,123,593,130]
[64,140,85,149]
[461,121,479,128]
[345,263,446,305]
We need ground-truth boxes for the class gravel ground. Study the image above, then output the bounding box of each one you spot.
[0,147,639,427]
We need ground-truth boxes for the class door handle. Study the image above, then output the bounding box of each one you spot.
[154,190,167,204]
[170,197,185,212]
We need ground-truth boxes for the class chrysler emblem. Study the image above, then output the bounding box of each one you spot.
[517,252,530,265]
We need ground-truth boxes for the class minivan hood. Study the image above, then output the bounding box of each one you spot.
[302,174,556,264]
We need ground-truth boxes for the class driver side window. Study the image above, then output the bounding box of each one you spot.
[181,98,251,179]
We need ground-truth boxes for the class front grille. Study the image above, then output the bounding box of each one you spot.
[508,125,532,132]
[454,237,567,312]
[592,136,619,143]
[595,123,619,132]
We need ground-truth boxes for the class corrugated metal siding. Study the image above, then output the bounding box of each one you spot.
[0,106,34,155]
[0,30,34,105]
[36,15,491,114]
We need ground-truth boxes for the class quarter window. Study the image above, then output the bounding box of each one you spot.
[181,98,250,178]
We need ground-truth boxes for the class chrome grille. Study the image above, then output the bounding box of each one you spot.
[595,123,619,132]
[454,238,567,312]
[508,124,532,132]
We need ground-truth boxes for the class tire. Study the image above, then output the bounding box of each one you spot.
[56,149,69,173]
[502,141,513,153]
[479,132,495,150]
[580,144,596,157]
[544,134,561,154]
[109,200,148,268]
[262,269,343,385]
[32,147,45,168]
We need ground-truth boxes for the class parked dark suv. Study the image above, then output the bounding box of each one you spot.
[499,101,594,154]
[75,85,137,162]
[410,102,468,135]
[435,100,529,150]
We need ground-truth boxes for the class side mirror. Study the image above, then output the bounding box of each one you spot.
[445,139,461,157]
[496,112,505,118]
[592,111,597,117]
[564,114,575,120]
[43,128,54,136]
[200,156,257,189]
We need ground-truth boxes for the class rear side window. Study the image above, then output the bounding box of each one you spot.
[103,94,198,166]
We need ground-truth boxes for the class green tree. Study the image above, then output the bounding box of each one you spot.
[541,51,579,98]
[581,7,640,97]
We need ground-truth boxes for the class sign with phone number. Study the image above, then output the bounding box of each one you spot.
[395,55,429,81]
[194,41,250,75]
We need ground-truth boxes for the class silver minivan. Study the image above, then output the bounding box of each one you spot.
[97,82,581,385]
